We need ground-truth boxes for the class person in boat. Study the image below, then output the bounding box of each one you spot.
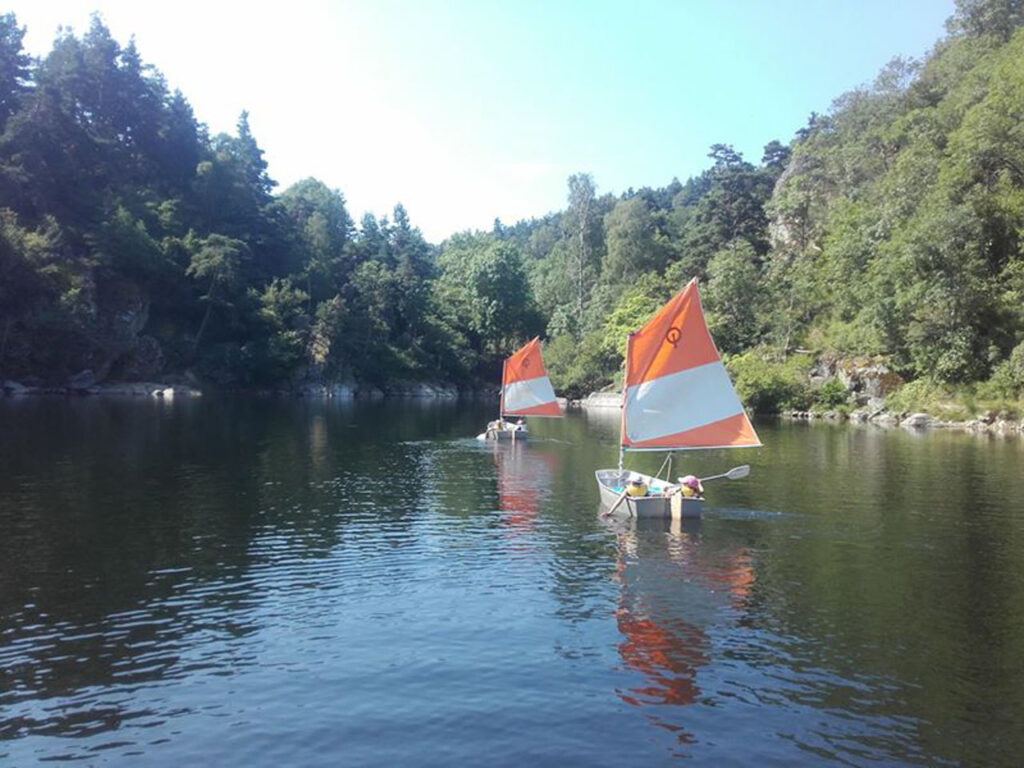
[679,475,704,499]
[625,477,649,497]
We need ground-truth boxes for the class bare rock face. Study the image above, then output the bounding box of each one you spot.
[837,362,904,400]
[70,277,151,382]
[808,359,836,386]
[68,369,97,390]
[387,382,458,399]
[298,383,356,399]
[118,335,164,381]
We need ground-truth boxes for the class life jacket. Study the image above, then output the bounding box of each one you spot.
[626,482,648,498]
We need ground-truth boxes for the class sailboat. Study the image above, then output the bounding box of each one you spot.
[480,337,562,441]
[596,279,760,518]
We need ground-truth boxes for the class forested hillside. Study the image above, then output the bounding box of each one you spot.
[2,0,1024,412]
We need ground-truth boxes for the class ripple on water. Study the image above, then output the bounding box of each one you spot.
[2,404,1023,765]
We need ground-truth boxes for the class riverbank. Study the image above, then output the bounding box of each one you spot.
[574,390,1024,436]
[783,408,1024,435]
[1,378,497,401]
[1,379,202,399]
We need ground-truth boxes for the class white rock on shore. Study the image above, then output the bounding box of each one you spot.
[579,391,622,409]
[901,412,932,429]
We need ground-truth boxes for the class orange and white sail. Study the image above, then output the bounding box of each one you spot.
[621,279,759,451]
[501,338,562,418]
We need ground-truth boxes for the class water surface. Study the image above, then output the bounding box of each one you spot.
[1,398,1023,765]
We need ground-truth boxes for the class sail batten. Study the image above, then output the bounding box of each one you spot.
[621,279,758,451]
[501,337,561,418]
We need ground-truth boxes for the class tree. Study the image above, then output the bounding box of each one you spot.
[0,13,31,133]
[946,0,1024,41]
[601,197,667,285]
[184,233,248,353]
[279,178,354,302]
[704,240,765,353]
[566,173,597,330]
[436,232,541,355]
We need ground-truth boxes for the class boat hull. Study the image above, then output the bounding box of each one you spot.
[485,427,528,441]
[596,469,704,519]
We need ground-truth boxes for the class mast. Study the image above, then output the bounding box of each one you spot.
[499,358,507,419]
[618,333,632,472]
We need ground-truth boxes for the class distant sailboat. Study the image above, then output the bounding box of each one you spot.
[480,337,562,441]
[596,279,759,517]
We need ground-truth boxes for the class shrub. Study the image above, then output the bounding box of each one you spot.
[884,378,946,413]
[816,377,849,408]
[727,349,812,414]
[977,342,1024,400]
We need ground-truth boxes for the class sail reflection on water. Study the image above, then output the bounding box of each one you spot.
[609,518,757,716]
[492,442,560,533]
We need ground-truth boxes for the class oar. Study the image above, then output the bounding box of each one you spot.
[661,465,751,496]
[698,464,751,483]
[601,489,630,518]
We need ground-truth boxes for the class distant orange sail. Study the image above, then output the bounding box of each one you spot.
[501,338,562,417]
[620,279,759,450]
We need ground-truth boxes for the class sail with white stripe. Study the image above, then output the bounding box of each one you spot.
[620,279,759,450]
[501,338,561,418]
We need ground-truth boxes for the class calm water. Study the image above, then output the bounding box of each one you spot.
[1,398,1023,766]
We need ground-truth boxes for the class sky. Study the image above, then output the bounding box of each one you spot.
[7,0,956,242]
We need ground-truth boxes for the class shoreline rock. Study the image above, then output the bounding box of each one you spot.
[781,408,1022,435]
[578,391,621,409]
[2,379,201,398]
[2,377,498,402]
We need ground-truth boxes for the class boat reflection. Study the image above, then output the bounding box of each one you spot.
[491,441,560,533]
[607,515,757,737]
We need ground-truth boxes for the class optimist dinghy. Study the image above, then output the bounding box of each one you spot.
[480,338,561,441]
[597,279,760,518]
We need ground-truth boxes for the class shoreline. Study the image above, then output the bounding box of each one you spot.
[5,380,1021,436]
[573,392,1023,437]
[0,378,498,402]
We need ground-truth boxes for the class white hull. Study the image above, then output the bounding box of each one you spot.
[596,469,704,519]
[482,424,528,441]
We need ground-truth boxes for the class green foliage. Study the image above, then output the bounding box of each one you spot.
[5,3,1024,403]
[727,350,813,413]
[704,240,765,353]
[977,341,1024,398]
[885,378,956,414]
[544,331,617,399]
[436,232,543,362]
[816,378,850,408]
[600,274,672,358]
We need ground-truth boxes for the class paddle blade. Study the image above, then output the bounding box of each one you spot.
[726,464,750,480]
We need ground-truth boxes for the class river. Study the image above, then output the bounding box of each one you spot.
[1,398,1023,765]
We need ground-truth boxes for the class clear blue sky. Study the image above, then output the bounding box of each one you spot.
[10,0,956,242]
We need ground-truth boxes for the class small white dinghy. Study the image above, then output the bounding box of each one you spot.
[596,469,705,518]
[478,338,562,441]
[598,278,760,518]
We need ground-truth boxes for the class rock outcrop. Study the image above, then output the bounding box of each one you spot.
[579,391,622,409]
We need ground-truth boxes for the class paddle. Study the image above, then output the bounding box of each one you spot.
[661,464,752,497]
[698,464,751,483]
